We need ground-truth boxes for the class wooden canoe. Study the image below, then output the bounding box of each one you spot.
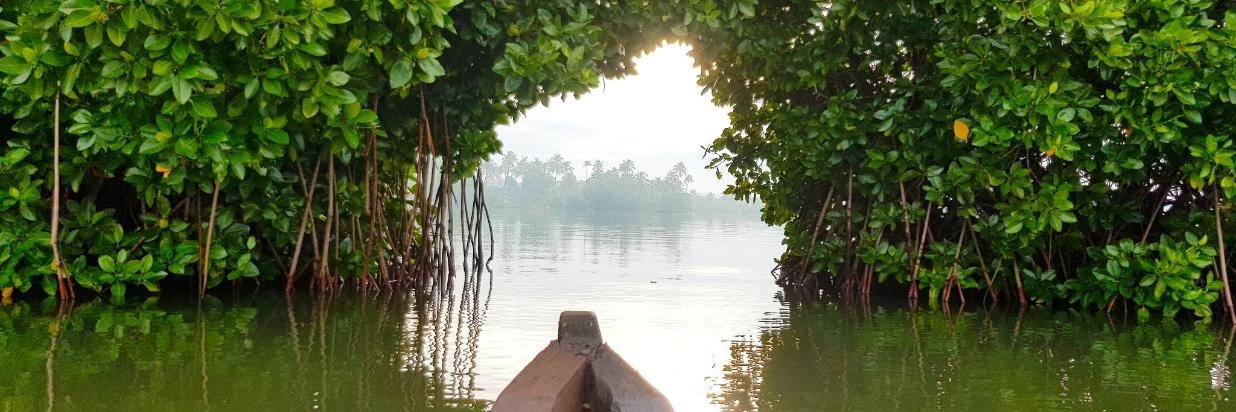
[492,311,674,412]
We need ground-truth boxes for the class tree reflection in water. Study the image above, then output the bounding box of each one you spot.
[0,288,490,411]
[714,298,1236,411]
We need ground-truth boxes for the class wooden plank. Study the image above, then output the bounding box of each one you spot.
[492,341,589,412]
[588,344,674,412]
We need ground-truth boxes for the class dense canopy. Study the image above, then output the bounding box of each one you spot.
[699,0,1236,321]
[0,0,755,299]
[4,0,1236,323]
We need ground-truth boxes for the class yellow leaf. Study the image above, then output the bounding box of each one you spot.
[155,131,172,143]
[2,287,12,300]
[155,164,173,179]
[1049,81,1059,94]
[953,119,970,142]
[1044,147,1056,157]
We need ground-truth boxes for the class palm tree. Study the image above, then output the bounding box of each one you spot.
[548,154,572,180]
[618,159,636,177]
[499,151,519,182]
[668,162,693,190]
[587,160,605,179]
[481,158,501,185]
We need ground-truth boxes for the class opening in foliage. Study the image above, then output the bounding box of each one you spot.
[3,1,1236,324]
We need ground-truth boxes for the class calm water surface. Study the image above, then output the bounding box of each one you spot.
[2,210,1235,411]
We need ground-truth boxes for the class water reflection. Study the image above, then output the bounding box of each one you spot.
[0,292,489,411]
[714,300,1236,411]
[12,210,1236,411]
[490,209,699,266]
[475,210,786,411]
[1,211,785,412]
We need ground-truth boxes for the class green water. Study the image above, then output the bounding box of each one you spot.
[719,303,1236,411]
[2,210,1235,411]
[1,294,493,411]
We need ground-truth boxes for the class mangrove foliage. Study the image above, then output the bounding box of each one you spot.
[696,0,1236,322]
[5,0,1236,324]
[0,0,757,300]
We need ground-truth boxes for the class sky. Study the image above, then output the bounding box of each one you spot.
[494,43,733,194]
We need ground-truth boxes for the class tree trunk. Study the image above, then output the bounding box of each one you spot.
[50,84,72,301]
[1213,187,1235,324]
[200,180,221,300]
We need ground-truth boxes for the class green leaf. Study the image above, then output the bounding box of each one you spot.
[152,60,173,76]
[389,60,413,88]
[321,8,352,24]
[266,26,281,49]
[172,76,192,104]
[239,261,259,277]
[353,110,378,124]
[98,255,116,272]
[63,41,81,56]
[171,42,190,63]
[1184,109,1203,124]
[144,34,171,51]
[0,56,29,75]
[342,125,360,148]
[84,24,103,48]
[195,66,219,81]
[266,129,290,145]
[194,16,215,40]
[302,98,319,119]
[175,138,197,158]
[504,76,523,92]
[63,63,82,92]
[106,23,126,46]
[209,245,227,260]
[192,99,218,118]
[139,138,165,154]
[326,70,350,86]
[737,1,755,17]
[244,79,260,98]
[101,61,126,78]
[1176,89,1197,106]
[298,43,327,57]
[76,134,97,151]
[64,10,96,28]
[419,57,445,78]
[149,75,173,95]
[1056,108,1075,122]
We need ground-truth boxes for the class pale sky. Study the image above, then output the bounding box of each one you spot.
[495,43,733,194]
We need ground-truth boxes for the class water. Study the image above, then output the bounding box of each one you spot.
[473,210,787,410]
[2,210,1234,411]
[720,304,1236,411]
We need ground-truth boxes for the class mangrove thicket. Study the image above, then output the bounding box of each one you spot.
[0,0,757,300]
[5,0,1236,324]
[697,0,1236,322]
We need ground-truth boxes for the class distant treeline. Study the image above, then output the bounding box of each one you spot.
[479,153,759,214]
